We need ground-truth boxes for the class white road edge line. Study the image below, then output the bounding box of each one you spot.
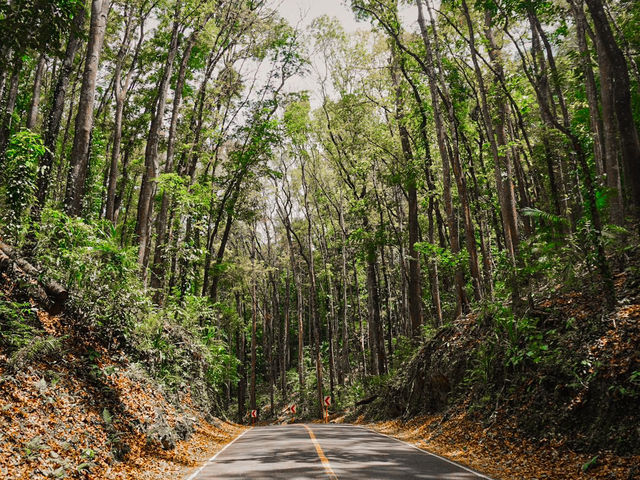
[185,428,251,480]
[354,425,494,480]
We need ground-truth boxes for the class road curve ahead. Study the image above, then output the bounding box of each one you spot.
[188,423,493,480]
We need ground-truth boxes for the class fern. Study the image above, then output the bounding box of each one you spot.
[8,336,66,370]
[521,207,568,227]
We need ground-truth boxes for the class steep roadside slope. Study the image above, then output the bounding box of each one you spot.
[0,246,244,479]
[352,269,640,479]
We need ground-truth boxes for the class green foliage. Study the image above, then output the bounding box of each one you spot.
[0,297,39,351]
[499,315,549,368]
[0,0,82,62]
[101,408,113,425]
[1,130,44,241]
[283,94,311,145]
[517,227,581,290]
[8,335,65,370]
[486,302,550,369]
[465,338,498,388]
[35,209,146,337]
[132,296,238,401]
[521,207,568,230]
[391,335,418,367]
[581,455,599,472]
[414,242,469,272]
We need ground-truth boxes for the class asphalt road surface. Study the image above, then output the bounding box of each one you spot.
[187,423,493,480]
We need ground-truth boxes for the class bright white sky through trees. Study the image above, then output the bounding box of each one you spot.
[275,0,363,32]
[272,0,418,106]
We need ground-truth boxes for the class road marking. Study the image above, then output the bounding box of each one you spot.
[303,425,338,480]
[185,428,251,480]
[357,426,494,480]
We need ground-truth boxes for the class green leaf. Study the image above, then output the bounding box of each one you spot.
[102,408,112,425]
[581,455,598,472]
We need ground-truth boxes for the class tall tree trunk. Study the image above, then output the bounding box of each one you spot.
[338,200,350,383]
[570,0,605,178]
[135,14,180,267]
[34,5,86,213]
[586,0,640,215]
[460,0,522,310]
[352,260,367,378]
[0,53,23,155]
[64,0,110,216]
[151,30,202,294]
[365,246,386,375]
[106,8,144,224]
[250,235,258,412]
[301,162,324,416]
[235,293,247,422]
[597,36,624,225]
[281,270,290,396]
[426,2,484,302]
[417,0,468,315]
[26,56,46,130]
[389,47,423,336]
[380,244,394,368]
[528,11,565,218]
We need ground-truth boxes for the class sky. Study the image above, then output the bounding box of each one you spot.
[274,0,363,33]
[272,0,418,105]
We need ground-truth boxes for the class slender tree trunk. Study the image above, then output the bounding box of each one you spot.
[64,0,110,216]
[586,0,640,215]
[352,260,367,378]
[236,293,247,421]
[0,53,23,155]
[380,245,393,368]
[426,2,484,301]
[135,15,180,267]
[597,37,624,225]
[151,31,201,293]
[339,201,350,384]
[282,270,290,396]
[301,162,325,416]
[460,0,522,309]
[106,10,144,223]
[26,56,46,130]
[34,6,86,212]
[417,0,468,314]
[389,48,423,335]
[250,237,258,412]
[366,249,386,375]
[570,0,605,178]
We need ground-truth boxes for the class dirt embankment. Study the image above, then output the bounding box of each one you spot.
[359,412,639,480]
[350,270,640,479]
[0,321,245,479]
[1,255,244,479]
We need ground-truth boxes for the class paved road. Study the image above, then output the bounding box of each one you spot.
[188,423,493,480]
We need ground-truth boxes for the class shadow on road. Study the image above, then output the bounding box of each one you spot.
[193,424,490,480]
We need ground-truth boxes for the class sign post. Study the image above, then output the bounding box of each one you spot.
[290,404,296,423]
[323,396,331,423]
[250,409,257,426]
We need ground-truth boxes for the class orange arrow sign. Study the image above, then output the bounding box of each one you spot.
[324,396,331,406]
[290,404,297,414]
[251,410,257,418]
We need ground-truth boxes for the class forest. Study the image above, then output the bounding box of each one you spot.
[0,0,639,478]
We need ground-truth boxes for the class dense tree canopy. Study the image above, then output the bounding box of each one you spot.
[1,0,639,423]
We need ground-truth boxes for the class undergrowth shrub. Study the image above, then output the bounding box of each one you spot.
[0,130,43,243]
[34,209,148,342]
[8,336,66,370]
[0,297,39,351]
[20,207,238,412]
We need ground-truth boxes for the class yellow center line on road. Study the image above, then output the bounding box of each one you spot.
[303,424,338,480]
